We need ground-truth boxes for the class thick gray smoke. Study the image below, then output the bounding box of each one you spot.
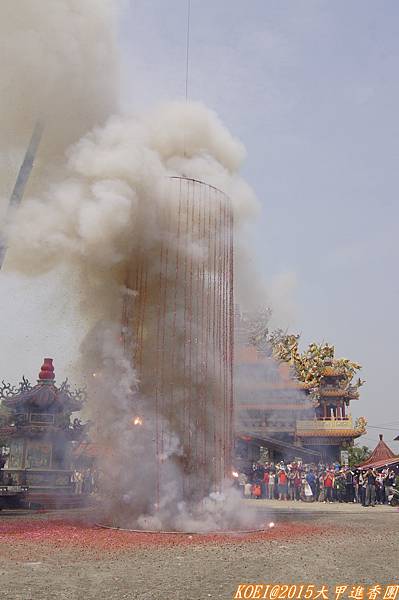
[0,1,118,151]
[1,1,263,531]
[9,103,259,530]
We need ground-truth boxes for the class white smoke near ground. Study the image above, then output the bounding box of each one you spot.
[1,2,264,531]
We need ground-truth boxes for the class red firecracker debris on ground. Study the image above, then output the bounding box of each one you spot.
[0,518,329,555]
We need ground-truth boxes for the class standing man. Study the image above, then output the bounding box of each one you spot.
[365,467,377,507]
[345,468,355,503]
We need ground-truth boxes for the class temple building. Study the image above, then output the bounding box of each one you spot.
[234,311,367,465]
[235,344,322,467]
[295,359,366,458]
[0,358,86,507]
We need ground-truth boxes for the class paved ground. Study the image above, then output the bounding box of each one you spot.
[0,502,398,600]
[243,498,395,514]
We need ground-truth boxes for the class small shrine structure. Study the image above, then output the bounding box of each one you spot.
[0,358,86,507]
[359,434,399,470]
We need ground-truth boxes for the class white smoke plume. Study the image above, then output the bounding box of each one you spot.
[1,1,263,531]
[6,102,258,329]
[0,0,119,152]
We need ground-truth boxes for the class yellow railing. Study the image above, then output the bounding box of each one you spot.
[238,419,296,432]
[296,417,354,431]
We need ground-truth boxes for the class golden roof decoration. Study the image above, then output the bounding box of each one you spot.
[241,307,365,402]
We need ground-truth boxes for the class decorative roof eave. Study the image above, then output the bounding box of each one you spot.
[2,385,82,412]
[297,429,363,438]
[321,367,347,378]
[0,359,86,413]
[319,388,351,398]
[358,456,399,470]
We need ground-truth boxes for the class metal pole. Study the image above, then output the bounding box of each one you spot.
[0,120,43,270]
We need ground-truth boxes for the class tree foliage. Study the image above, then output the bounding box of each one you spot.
[246,307,365,401]
[348,444,371,467]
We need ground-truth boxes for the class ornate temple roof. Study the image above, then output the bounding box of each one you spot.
[0,359,85,413]
[359,434,398,468]
[321,366,347,378]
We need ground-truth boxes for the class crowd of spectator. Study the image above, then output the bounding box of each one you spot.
[236,461,398,506]
[71,468,97,495]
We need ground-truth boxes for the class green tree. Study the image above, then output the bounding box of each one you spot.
[348,445,371,467]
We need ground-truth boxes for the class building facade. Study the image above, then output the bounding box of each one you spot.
[234,314,367,464]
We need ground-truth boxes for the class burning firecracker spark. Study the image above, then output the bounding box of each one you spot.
[133,416,143,426]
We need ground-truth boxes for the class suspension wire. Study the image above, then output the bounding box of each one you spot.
[367,425,399,431]
[185,0,191,102]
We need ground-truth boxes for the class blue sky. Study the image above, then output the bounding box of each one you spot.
[118,0,399,449]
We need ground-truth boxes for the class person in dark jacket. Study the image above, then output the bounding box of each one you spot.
[365,468,377,507]
[345,469,355,503]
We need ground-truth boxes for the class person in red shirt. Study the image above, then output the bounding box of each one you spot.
[324,471,334,503]
[252,482,262,499]
[278,469,288,500]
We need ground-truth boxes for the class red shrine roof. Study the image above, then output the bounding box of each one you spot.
[2,359,83,412]
[359,434,398,468]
